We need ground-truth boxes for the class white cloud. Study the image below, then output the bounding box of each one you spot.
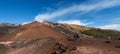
[58,20,93,26]
[99,24,120,30]
[35,0,120,22]
[22,22,31,25]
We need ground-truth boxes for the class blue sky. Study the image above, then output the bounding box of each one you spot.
[0,0,120,30]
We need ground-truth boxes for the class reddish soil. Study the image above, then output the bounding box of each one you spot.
[0,22,67,41]
[0,32,4,36]
[0,22,120,54]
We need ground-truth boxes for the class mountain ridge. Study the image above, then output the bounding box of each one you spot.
[0,21,120,54]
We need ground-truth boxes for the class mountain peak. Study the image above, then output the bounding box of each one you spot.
[31,21,40,24]
[0,20,120,54]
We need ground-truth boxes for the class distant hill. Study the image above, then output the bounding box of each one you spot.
[64,24,120,40]
[42,20,120,40]
[1,21,120,40]
[0,21,120,54]
[0,23,21,37]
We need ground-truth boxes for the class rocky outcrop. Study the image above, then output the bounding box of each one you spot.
[42,20,81,40]
[0,23,21,37]
[0,21,120,54]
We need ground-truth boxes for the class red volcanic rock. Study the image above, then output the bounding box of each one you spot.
[0,22,67,41]
[0,22,120,54]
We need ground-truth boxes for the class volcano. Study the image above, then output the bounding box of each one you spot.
[0,21,120,54]
[0,21,67,41]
